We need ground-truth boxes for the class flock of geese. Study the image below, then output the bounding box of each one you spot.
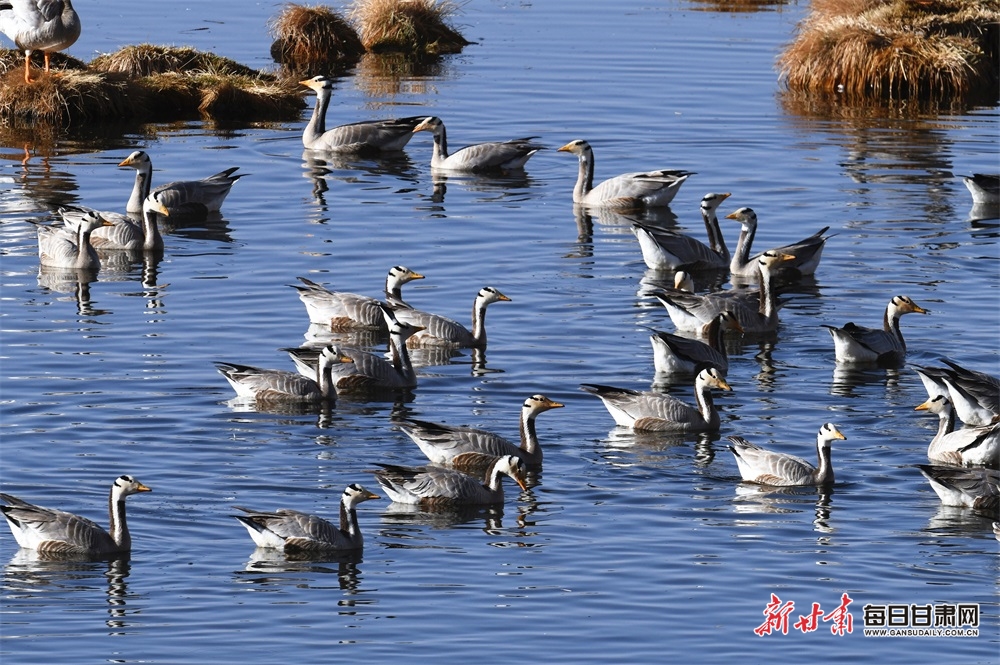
[4,63,999,557]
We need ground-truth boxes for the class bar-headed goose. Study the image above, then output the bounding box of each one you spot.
[397,394,564,470]
[580,367,731,432]
[35,209,111,270]
[631,192,732,271]
[215,344,352,403]
[389,286,511,348]
[557,139,693,210]
[650,311,743,375]
[60,191,170,252]
[960,173,999,204]
[234,484,380,553]
[300,75,425,153]
[411,116,543,172]
[118,150,243,218]
[372,454,528,507]
[292,265,424,330]
[918,464,999,513]
[724,207,831,283]
[915,395,999,468]
[822,295,929,366]
[727,423,846,486]
[657,251,794,334]
[0,475,151,556]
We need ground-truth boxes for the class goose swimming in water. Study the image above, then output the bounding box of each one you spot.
[557,139,693,210]
[234,484,380,553]
[35,208,112,270]
[411,116,544,172]
[292,266,425,331]
[724,207,832,283]
[215,345,353,404]
[372,454,528,507]
[914,395,999,468]
[0,475,151,556]
[631,192,733,272]
[388,286,511,348]
[727,423,846,486]
[59,191,170,252]
[118,150,243,218]
[822,295,929,366]
[300,75,426,153]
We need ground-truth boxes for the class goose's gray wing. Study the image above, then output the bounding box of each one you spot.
[391,307,473,346]
[399,418,516,462]
[312,116,425,152]
[153,167,242,213]
[292,278,384,329]
[0,496,116,554]
[235,507,345,550]
[727,437,816,486]
[446,138,544,171]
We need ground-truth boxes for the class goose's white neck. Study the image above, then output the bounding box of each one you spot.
[107,487,131,550]
[693,377,719,427]
[429,126,450,165]
[814,439,834,484]
[573,148,596,202]
[304,86,331,146]
[703,206,730,261]
[884,304,906,350]
[126,164,153,214]
[519,404,543,457]
[141,207,163,252]
[730,219,757,273]
[470,297,491,347]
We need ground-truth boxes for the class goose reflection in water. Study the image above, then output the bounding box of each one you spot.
[731,484,836,534]
[4,551,135,630]
[236,547,364,595]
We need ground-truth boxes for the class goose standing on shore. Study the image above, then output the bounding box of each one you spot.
[411,116,544,172]
[657,251,795,334]
[0,0,80,83]
[0,475,151,556]
[727,423,846,486]
[724,207,831,283]
[389,286,511,348]
[234,484,380,554]
[580,367,732,432]
[397,394,564,470]
[557,139,694,210]
[299,75,425,153]
[823,295,929,366]
[216,345,352,404]
[914,395,999,468]
[118,150,243,218]
[292,266,424,330]
[35,208,111,270]
[372,455,528,507]
[631,192,732,271]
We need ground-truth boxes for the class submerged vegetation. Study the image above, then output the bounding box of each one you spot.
[778,0,1000,102]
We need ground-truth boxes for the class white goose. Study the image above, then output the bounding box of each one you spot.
[234,484,380,553]
[727,423,846,486]
[216,345,352,404]
[915,395,999,468]
[580,367,732,432]
[656,251,795,334]
[118,150,243,217]
[35,208,111,269]
[557,139,694,210]
[389,286,511,348]
[59,190,170,252]
[300,75,425,153]
[397,394,564,470]
[724,207,832,283]
[372,454,528,507]
[822,295,929,366]
[0,475,151,556]
[918,464,999,512]
[411,116,544,172]
[650,311,743,375]
[292,266,425,330]
[0,0,80,83]
[631,192,732,271]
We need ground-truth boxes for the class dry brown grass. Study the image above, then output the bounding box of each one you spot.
[90,44,262,78]
[0,46,305,127]
[268,3,365,74]
[778,0,1000,101]
[349,0,470,54]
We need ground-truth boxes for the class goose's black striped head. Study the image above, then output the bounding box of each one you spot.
[343,483,380,506]
[477,286,511,305]
[888,295,929,316]
[113,475,152,497]
[300,75,333,92]
[700,192,731,212]
[725,207,757,226]
[817,423,847,445]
